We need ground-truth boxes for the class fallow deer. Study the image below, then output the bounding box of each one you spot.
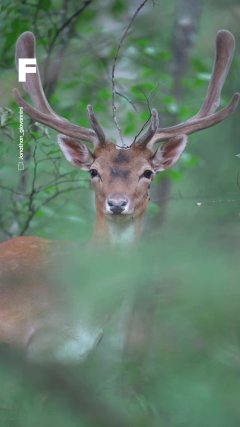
[0,30,239,362]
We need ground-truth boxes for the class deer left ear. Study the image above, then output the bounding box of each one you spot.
[151,135,187,172]
[57,134,94,170]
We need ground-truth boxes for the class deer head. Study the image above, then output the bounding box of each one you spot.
[13,31,239,243]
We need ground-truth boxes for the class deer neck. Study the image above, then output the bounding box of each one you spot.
[92,210,142,247]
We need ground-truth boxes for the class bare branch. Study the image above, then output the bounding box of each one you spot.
[19,143,38,235]
[47,0,92,54]
[111,0,150,146]
[115,90,137,111]
[38,186,86,209]
[36,178,89,193]
[132,90,152,144]
[43,0,92,98]
[0,185,29,196]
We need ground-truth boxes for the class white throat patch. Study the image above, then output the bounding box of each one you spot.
[107,221,136,247]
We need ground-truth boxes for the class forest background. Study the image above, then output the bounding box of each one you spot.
[0,1,240,426]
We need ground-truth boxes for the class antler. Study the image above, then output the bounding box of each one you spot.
[137,30,239,149]
[135,108,159,146]
[13,32,106,145]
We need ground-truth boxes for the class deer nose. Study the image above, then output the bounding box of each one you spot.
[107,195,128,214]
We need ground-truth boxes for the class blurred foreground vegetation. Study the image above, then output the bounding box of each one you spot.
[1,230,240,427]
[0,0,240,426]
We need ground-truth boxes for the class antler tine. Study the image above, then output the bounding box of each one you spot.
[148,30,239,148]
[87,105,106,144]
[149,93,240,142]
[135,109,159,147]
[13,32,101,145]
[196,30,235,117]
[15,31,56,116]
[13,88,98,141]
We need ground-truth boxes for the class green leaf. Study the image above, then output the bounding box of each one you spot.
[196,72,211,82]
[181,152,198,167]
[35,210,44,218]
[166,169,183,181]
[111,0,126,14]
[47,149,60,156]
[147,201,161,217]
[43,186,56,194]
[166,102,179,114]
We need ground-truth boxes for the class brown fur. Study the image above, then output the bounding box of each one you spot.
[90,143,153,239]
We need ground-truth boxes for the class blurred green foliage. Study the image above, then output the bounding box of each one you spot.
[0,0,240,426]
[1,231,240,426]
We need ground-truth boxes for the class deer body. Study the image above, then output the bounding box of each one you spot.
[0,237,52,345]
[0,236,103,362]
[0,30,239,361]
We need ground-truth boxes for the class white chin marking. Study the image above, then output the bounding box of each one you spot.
[105,202,112,214]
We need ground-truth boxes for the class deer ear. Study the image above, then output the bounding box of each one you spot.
[151,135,187,172]
[57,134,94,170]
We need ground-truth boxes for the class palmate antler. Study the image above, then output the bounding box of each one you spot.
[13,32,106,146]
[136,30,240,149]
[14,30,239,152]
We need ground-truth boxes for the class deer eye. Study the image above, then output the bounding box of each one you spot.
[89,169,99,178]
[142,169,153,179]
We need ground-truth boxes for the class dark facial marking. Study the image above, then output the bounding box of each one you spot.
[113,150,130,164]
[110,167,130,180]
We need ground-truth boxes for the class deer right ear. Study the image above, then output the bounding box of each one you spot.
[57,134,94,170]
[151,135,188,172]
